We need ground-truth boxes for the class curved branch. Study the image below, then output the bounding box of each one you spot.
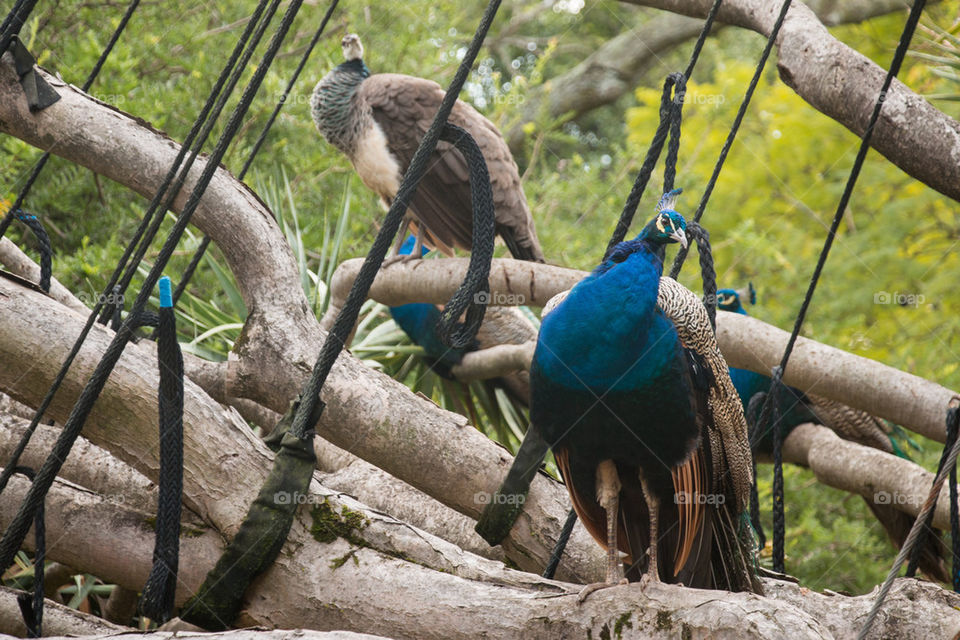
[619,0,960,201]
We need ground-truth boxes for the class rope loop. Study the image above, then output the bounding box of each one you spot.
[435,123,495,350]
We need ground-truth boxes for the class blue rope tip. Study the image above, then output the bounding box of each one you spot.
[158,277,173,308]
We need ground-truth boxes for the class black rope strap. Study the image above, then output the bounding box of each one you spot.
[745,391,768,547]
[760,0,927,575]
[170,0,340,308]
[542,508,577,580]
[670,0,794,280]
[138,277,184,624]
[8,467,43,639]
[0,0,307,574]
[0,0,140,241]
[289,0,503,440]
[7,35,60,112]
[686,221,717,328]
[0,0,275,498]
[9,210,51,292]
[180,396,317,630]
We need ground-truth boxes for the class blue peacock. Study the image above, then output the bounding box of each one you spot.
[531,190,761,595]
[717,285,949,582]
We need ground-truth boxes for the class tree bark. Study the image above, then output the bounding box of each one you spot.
[618,0,960,202]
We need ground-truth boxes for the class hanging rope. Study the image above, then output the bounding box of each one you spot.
[857,403,960,639]
[542,508,577,580]
[905,402,959,581]
[669,0,794,280]
[0,0,141,241]
[289,0,504,441]
[0,0,308,574]
[102,0,285,322]
[138,277,184,624]
[759,0,927,575]
[170,0,340,308]
[0,0,40,56]
[8,467,43,639]
[7,210,51,292]
[0,0,276,499]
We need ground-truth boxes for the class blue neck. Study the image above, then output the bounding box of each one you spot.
[536,238,677,389]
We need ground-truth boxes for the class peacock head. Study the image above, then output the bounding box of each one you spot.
[341,33,364,61]
[716,283,756,314]
[643,188,688,249]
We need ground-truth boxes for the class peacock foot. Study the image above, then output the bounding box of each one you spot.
[576,578,628,603]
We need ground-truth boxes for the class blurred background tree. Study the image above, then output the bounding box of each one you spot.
[2,0,959,596]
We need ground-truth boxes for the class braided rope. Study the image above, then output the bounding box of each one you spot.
[669,0,794,280]
[542,508,578,580]
[0,0,307,572]
[138,277,183,623]
[0,0,141,241]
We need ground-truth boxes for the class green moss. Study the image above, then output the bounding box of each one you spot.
[614,612,633,637]
[309,499,370,547]
[656,611,673,631]
[330,549,359,570]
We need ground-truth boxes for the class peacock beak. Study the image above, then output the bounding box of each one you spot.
[671,229,688,249]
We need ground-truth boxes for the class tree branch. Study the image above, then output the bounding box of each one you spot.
[618,0,960,202]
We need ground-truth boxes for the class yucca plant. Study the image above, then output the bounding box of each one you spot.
[912,20,960,101]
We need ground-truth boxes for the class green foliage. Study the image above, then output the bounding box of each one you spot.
[3,0,960,598]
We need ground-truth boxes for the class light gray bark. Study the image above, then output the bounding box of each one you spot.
[618,0,960,201]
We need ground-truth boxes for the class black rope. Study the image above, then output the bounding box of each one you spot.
[745,391,768,547]
[289,0,504,440]
[686,221,716,328]
[8,467,43,639]
[670,0,794,280]
[760,0,926,575]
[905,406,958,578]
[0,0,39,56]
[138,277,183,623]
[10,210,51,292]
[602,73,685,261]
[0,0,141,241]
[0,0,307,574]
[0,0,274,501]
[170,0,340,308]
[542,508,577,580]
[952,414,960,592]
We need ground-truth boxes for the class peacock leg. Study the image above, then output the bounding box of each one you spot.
[577,460,628,602]
[382,216,414,267]
[640,472,661,585]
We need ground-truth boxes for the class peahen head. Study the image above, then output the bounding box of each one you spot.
[716,283,756,314]
[341,33,364,61]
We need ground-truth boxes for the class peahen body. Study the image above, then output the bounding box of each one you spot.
[531,191,761,595]
[311,34,544,262]
[717,286,949,582]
